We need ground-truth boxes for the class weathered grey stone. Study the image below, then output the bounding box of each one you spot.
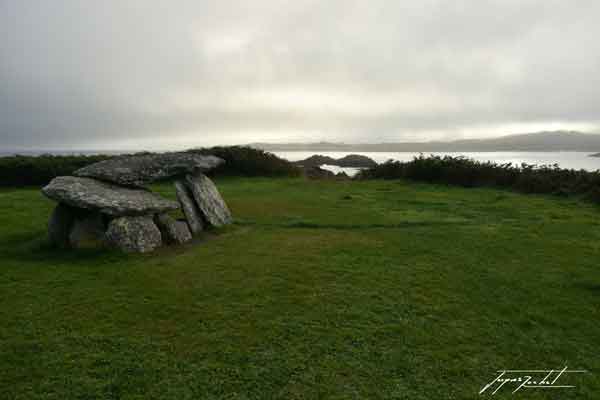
[174,180,204,235]
[48,203,76,248]
[74,152,224,187]
[42,176,179,216]
[69,212,106,249]
[185,173,232,227]
[173,220,193,243]
[105,216,162,253]
[154,213,192,245]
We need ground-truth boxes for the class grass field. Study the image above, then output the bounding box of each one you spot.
[1,177,599,399]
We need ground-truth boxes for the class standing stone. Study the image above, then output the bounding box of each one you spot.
[42,176,179,216]
[73,152,224,187]
[48,203,76,248]
[185,173,232,227]
[174,181,204,235]
[105,216,162,253]
[154,214,192,245]
[69,212,106,249]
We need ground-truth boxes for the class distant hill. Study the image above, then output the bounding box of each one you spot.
[250,131,600,152]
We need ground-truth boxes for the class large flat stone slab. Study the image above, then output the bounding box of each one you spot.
[74,152,224,187]
[185,173,232,227]
[42,176,179,216]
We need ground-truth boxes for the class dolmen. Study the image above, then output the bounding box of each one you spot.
[41,152,232,253]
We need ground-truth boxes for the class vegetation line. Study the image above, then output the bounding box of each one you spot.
[358,154,600,204]
[0,146,300,187]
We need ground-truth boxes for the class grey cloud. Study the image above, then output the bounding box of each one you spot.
[1,0,599,149]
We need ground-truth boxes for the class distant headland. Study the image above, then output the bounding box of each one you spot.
[250,131,600,153]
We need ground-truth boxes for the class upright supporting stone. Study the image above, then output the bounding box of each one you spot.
[69,212,106,249]
[154,213,192,245]
[105,216,162,253]
[48,203,76,248]
[175,180,204,235]
[185,173,232,227]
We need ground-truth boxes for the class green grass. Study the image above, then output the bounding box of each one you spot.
[1,178,599,399]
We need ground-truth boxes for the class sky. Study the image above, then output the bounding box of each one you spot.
[1,0,599,150]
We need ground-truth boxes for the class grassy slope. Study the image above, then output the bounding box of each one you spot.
[0,178,599,399]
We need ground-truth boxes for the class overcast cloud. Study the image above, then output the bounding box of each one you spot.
[1,0,599,150]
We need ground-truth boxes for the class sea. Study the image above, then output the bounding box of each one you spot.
[274,151,600,176]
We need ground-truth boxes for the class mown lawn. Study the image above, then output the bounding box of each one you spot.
[1,177,599,399]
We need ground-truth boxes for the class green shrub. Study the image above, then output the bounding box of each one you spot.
[358,154,600,203]
[189,146,300,177]
[0,154,113,187]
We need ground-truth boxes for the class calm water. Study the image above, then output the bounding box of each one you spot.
[275,151,600,176]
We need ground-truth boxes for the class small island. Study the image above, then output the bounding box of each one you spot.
[590,153,600,157]
[293,154,378,168]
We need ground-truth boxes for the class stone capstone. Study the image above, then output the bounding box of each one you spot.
[185,173,232,227]
[154,213,192,245]
[74,152,224,187]
[42,176,179,216]
[105,216,162,253]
